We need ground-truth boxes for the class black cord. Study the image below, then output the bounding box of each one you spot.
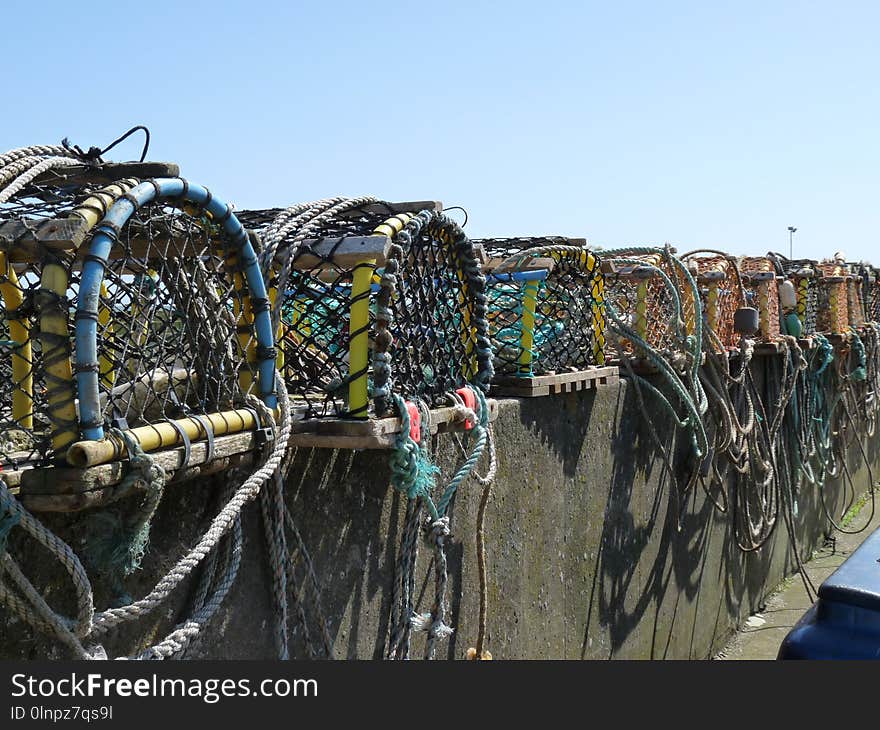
[442,205,468,228]
[61,125,151,164]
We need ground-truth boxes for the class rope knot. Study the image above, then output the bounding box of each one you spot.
[410,612,454,640]
[424,515,451,546]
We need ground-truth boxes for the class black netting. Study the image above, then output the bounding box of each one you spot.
[0,183,89,466]
[479,237,605,376]
[95,202,258,428]
[255,204,491,418]
[0,180,259,468]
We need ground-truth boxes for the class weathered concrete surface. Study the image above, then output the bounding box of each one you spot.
[718,498,880,660]
[0,369,876,659]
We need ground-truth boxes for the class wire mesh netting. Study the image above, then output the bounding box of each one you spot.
[869,267,880,323]
[0,178,99,466]
[771,257,819,336]
[682,253,745,352]
[739,257,781,342]
[92,200,260,432]
[247,202,492,418]
[0,175,263,468]
[604,252,694,360]
[845,266,866,328]
[478,237,605,376]
[816,261,851,335]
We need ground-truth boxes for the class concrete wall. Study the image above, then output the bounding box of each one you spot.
[0,365,875,660]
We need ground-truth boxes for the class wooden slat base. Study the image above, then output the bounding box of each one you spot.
[492,366,619,397]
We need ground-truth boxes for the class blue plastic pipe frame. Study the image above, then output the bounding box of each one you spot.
[75,178,277,441]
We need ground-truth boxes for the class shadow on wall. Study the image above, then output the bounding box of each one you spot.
[277,356,873,660]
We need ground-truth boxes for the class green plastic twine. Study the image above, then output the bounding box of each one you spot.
[389,395,440,520]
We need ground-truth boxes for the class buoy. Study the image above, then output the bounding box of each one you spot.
[779,280,797,310]
[784,312,803,338]
[734,306,760,335]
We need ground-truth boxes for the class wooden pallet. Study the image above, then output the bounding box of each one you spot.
[491,366,619,397]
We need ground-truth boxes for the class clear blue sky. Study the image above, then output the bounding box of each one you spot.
[5,1,878,261]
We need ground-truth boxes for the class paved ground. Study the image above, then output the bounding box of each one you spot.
[718,495,880,660]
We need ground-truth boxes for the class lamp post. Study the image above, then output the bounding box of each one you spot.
[788,226,797,259]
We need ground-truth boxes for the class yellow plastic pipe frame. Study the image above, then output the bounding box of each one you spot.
[797,277,809,328]
[40,179,138,452]
[346,213,413,418]
[517,278,539,375]
[0,252,33,429]
[67,408,258,467]
[528,248,606,369]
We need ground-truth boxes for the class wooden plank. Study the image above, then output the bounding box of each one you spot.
[494,365,618,388]
[0,217,91,260]
[278,235,392,269]
[339,201,442,217]
[20,453,254,513]
[753,341,786,356]
[289,399,499,449]
[485,256,556,274]
[31,162,180,189]
[20,430,259,496]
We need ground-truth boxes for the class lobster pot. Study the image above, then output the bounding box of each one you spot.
[739,257,781,342]
[816,262,851,335]
[0,253,49,467]
[683,254,744,352]
[870,268,880,323]
[85,200,264,436]
[604,253,696,360]
[846,264,868,327]
[479,237,605,376]
[779,261,819,336]
[847,276,866,328]
[0,178,117,466]
[247,203,492,419]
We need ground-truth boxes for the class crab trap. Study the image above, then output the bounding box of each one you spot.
[865,265,880,323]
[476,237,617,397]
[768,256,820,340]
[1,165,277,511]
[602,251,699,370]
[844,262,868,329]
[738,256,782,343]
[848,263,879,326]
[240,200,497,449]
[681,252,747,353]
[816,260,852,338]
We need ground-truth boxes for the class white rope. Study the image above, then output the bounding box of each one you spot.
[91,376,291,636]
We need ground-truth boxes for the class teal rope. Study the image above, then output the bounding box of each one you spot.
[849,327,867,381]
[389,395,441,521]
[435,388,491,516]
